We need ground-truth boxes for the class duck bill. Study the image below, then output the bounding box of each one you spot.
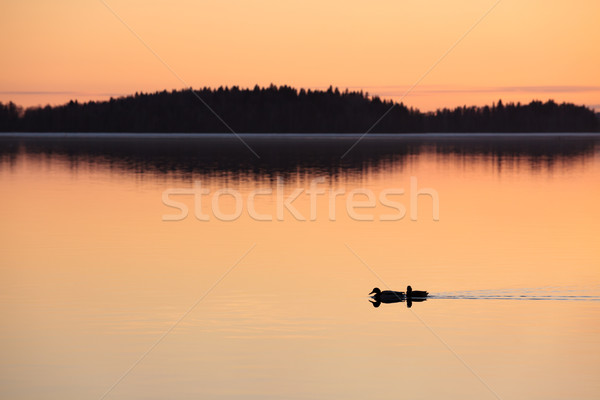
[369,290,376,295]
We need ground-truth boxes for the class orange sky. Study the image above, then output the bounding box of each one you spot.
[1,0,599,111]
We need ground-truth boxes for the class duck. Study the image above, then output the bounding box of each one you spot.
[406,285,428,298]
[369,287,405,303]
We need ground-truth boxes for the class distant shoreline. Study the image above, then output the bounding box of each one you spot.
[2,85,598,133]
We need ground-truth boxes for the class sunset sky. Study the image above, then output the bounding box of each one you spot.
[1,0,599,111]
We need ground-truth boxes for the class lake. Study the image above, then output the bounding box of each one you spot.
[1,133,599,399]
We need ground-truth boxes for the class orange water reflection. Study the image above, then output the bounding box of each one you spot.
[0,135,599,399]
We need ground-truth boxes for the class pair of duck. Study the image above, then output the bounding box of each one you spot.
[369,286,428,302]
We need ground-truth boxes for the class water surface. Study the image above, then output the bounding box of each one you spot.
[1,134,599,399]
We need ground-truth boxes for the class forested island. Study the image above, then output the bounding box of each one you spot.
[1,85,598,133]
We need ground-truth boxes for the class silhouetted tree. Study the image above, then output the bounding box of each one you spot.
[1,87,598,133]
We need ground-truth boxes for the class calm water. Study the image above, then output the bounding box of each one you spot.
[1,133,599,399]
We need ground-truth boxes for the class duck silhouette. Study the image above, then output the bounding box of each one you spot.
[369,287,405,303]
[406,285,428,298]
[369,286,428,308]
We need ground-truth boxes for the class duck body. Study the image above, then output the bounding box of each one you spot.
[406,285,429,298]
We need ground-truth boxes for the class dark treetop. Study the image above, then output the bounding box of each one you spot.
[1,85,598,133]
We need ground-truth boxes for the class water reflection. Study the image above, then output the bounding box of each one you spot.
[1,133,599,400]
[0,134,598,180]
[369,297,427,308]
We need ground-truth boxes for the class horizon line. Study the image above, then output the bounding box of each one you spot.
[3,84,600,97]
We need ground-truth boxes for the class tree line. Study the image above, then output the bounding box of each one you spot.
[1,85,598,132]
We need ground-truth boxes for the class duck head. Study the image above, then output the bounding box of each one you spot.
[369,287,381,295]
